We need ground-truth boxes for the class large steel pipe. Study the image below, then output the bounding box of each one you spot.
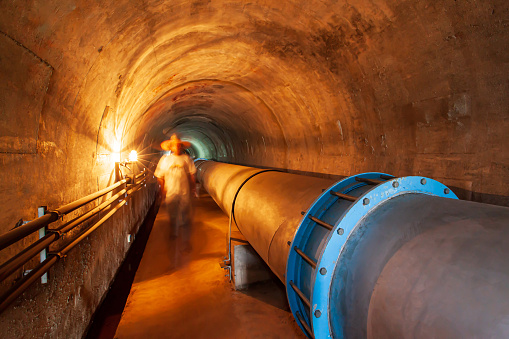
[195,159,335,280]
[196,160,509,339]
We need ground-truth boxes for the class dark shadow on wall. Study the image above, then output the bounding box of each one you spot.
[208,160,509,207]
[84,197,161,339]
[449,185,509,207]
[217,159,346,181]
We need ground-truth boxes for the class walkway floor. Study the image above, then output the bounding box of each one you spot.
[114,194,305,339]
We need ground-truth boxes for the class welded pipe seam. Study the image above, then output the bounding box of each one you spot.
[229,169,280,227]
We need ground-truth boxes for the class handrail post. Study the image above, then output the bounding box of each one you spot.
[115,162,120,182]
[131,162,136,186]
[124,171,128,205]
[37,206,48,284]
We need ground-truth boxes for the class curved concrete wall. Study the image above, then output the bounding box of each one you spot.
[0,0,508,337]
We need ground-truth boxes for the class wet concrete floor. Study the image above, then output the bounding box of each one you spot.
[113,194,305,338]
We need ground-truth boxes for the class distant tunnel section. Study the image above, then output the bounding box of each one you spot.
[130,80,288,167]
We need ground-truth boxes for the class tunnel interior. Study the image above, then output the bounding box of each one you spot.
[1,1,507,202]
[0,0,508,338]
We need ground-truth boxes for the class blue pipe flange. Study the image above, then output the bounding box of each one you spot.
[286,173,458,338]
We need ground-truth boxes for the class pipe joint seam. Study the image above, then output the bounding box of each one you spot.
[286,174,457,338]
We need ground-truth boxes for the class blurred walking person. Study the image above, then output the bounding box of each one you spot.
[155,134,196,237]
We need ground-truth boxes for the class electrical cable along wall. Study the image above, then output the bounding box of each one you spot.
[196,160,509,339]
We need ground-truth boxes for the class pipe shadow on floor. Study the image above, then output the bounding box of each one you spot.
[236,277,291,313]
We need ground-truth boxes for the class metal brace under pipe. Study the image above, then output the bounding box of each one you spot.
[196,160,509,339]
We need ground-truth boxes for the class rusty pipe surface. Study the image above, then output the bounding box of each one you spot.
[196,160,509,339]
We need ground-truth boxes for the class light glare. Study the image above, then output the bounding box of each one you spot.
[113,140,121,153]
[112,152,121,163]
[129,150,138,162]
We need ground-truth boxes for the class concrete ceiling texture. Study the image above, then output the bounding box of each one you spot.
[1,0,508,208]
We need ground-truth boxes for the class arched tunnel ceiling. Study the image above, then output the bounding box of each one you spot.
[131,80,287,163]
[1,0,508,205]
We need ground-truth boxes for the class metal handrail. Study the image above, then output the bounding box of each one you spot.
[0,232,57,282]
[0,169,150,313]
[135,171,147,180]
[0,178,129,250]
[0,181,138,281]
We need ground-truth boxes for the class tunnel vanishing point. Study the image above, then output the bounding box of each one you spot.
[0,1,509,338]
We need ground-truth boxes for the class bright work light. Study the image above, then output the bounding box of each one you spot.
[129,150,138,162]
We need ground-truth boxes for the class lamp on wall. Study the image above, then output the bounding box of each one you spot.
[111,140,121,164]
[115,149,139,184]
[129,150,138,162]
